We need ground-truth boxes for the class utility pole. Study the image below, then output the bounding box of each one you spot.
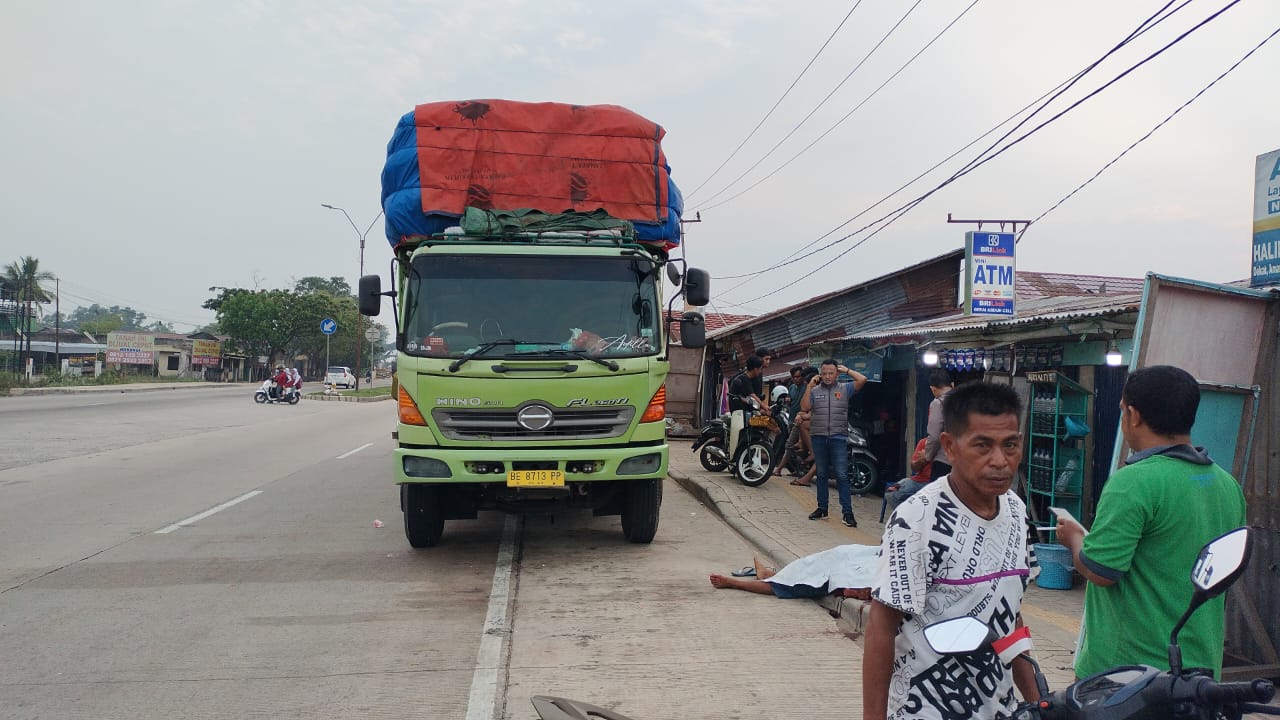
[54,277,60,371]
[321,204,383,391]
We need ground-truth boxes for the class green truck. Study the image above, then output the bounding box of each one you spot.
[360,99,709,547]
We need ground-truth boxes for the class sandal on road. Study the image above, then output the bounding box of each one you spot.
[730,566,757,577]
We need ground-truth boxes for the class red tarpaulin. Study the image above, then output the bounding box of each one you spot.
[412,100,670,223]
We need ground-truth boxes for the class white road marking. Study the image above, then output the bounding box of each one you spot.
[336,443,373,459]
[466,515,519,720]
[155,490,263,534]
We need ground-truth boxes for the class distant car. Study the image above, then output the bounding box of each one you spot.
[325,366,355,388]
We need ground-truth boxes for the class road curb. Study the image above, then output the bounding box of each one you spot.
[667,466,860,634]
[8,383,234,397]
[304,393,394,403]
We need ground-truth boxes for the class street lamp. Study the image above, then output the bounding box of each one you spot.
[321,204,383,391]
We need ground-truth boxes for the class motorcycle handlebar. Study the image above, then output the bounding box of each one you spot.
[1196,678,1275,705]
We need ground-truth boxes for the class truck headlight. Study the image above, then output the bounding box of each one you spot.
[618,453,661,475]
[403,456,452,478]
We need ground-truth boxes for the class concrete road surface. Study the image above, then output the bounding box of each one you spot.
[1,390,866,719]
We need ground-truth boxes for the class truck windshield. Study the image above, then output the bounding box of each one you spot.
[404,254,661,359]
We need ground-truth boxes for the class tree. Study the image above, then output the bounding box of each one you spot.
[80,314,124,338]
[65,304,150,332]
[293,276,352,297]
[2,256,55,372]
[146,320,175,333]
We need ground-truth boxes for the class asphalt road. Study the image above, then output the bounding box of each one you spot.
[0,389,865,719]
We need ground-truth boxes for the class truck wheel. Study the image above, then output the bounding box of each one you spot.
[620,478,662,544]
[402,484,444,548]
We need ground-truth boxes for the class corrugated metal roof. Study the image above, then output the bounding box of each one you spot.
[664,311,754,344]
[709,248,965,339]
[853,292,1142,340]
[1016,271,1144,299]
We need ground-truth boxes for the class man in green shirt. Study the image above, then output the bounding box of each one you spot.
[1056,365,1247,679]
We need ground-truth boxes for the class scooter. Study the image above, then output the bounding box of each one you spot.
[731,404,789,488]
[253,379,299,405]
[691,413,730,473]
[923,526,1277,720]
[846,423,879,495]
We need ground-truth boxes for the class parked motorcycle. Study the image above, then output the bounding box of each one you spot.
[846,423,879,495]
[691,413,730,473]
[923,526,1277,720]
[731,405,789,488]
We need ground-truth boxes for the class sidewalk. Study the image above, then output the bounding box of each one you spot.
[667,447,1085,688]
[7,381,241,396]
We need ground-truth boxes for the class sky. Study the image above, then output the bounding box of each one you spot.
[2,0,1277,330]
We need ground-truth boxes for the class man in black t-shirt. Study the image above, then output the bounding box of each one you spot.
[727,356,766,459]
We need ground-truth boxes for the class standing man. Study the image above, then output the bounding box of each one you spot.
[773,366,810,478]
[753,348,775,416]
[727,356,766,462]
[863,382,1039,720]
[801,359,867,527]
[913,369,955,480]
[1055,365,1246,680]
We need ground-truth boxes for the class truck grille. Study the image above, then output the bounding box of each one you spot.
[431,406,636,441]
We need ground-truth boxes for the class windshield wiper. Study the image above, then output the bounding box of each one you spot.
[511,347,619,371]
[447,339,536,373]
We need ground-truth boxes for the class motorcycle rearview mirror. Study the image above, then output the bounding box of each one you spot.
[683,268,710,307]
[924,616,994,655]
[666,261,682,287]
[1168,526,1251,675]
[358,275,382,317]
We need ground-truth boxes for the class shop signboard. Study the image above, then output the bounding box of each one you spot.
[106,332,155,365]
[964,231,1016,316]
[1252,147,1280,287]
[841,348,884,383]
[191,339,222,366]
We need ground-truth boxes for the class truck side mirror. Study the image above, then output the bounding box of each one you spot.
[680,312,706,349]
[684,268,710,307]
[358,275,382,317]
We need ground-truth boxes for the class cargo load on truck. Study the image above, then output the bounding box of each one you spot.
[381,99,683,248]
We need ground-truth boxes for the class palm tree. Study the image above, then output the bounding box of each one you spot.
[2,256,55,373]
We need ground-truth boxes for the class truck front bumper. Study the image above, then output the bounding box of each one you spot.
[394,444,668,485]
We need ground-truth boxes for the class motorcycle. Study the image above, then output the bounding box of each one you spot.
[253,379,299,405]
[923,526,1277,720]
[691,413,730,473]
[845,422,879,495]
[731,404,790,488]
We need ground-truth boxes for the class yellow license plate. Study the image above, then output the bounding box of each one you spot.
[506,470,565,487]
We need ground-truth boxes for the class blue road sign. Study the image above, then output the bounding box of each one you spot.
[321,318,337,335]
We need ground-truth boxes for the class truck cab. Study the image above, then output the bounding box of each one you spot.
[360,233,708,547]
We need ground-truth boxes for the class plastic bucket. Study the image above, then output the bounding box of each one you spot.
[1034,543,1074,590]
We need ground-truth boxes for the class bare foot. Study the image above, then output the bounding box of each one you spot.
[709,574,732,589]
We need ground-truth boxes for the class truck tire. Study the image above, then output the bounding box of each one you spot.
[620,478,662,544]
[402,484,444,548]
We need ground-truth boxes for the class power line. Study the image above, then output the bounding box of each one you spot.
[713,0,1193,289]
[1020,22,1280,239]
[692,0,927,211]
[684,1,865,202]
[717,0,1223,304]
[698,0,981,215]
